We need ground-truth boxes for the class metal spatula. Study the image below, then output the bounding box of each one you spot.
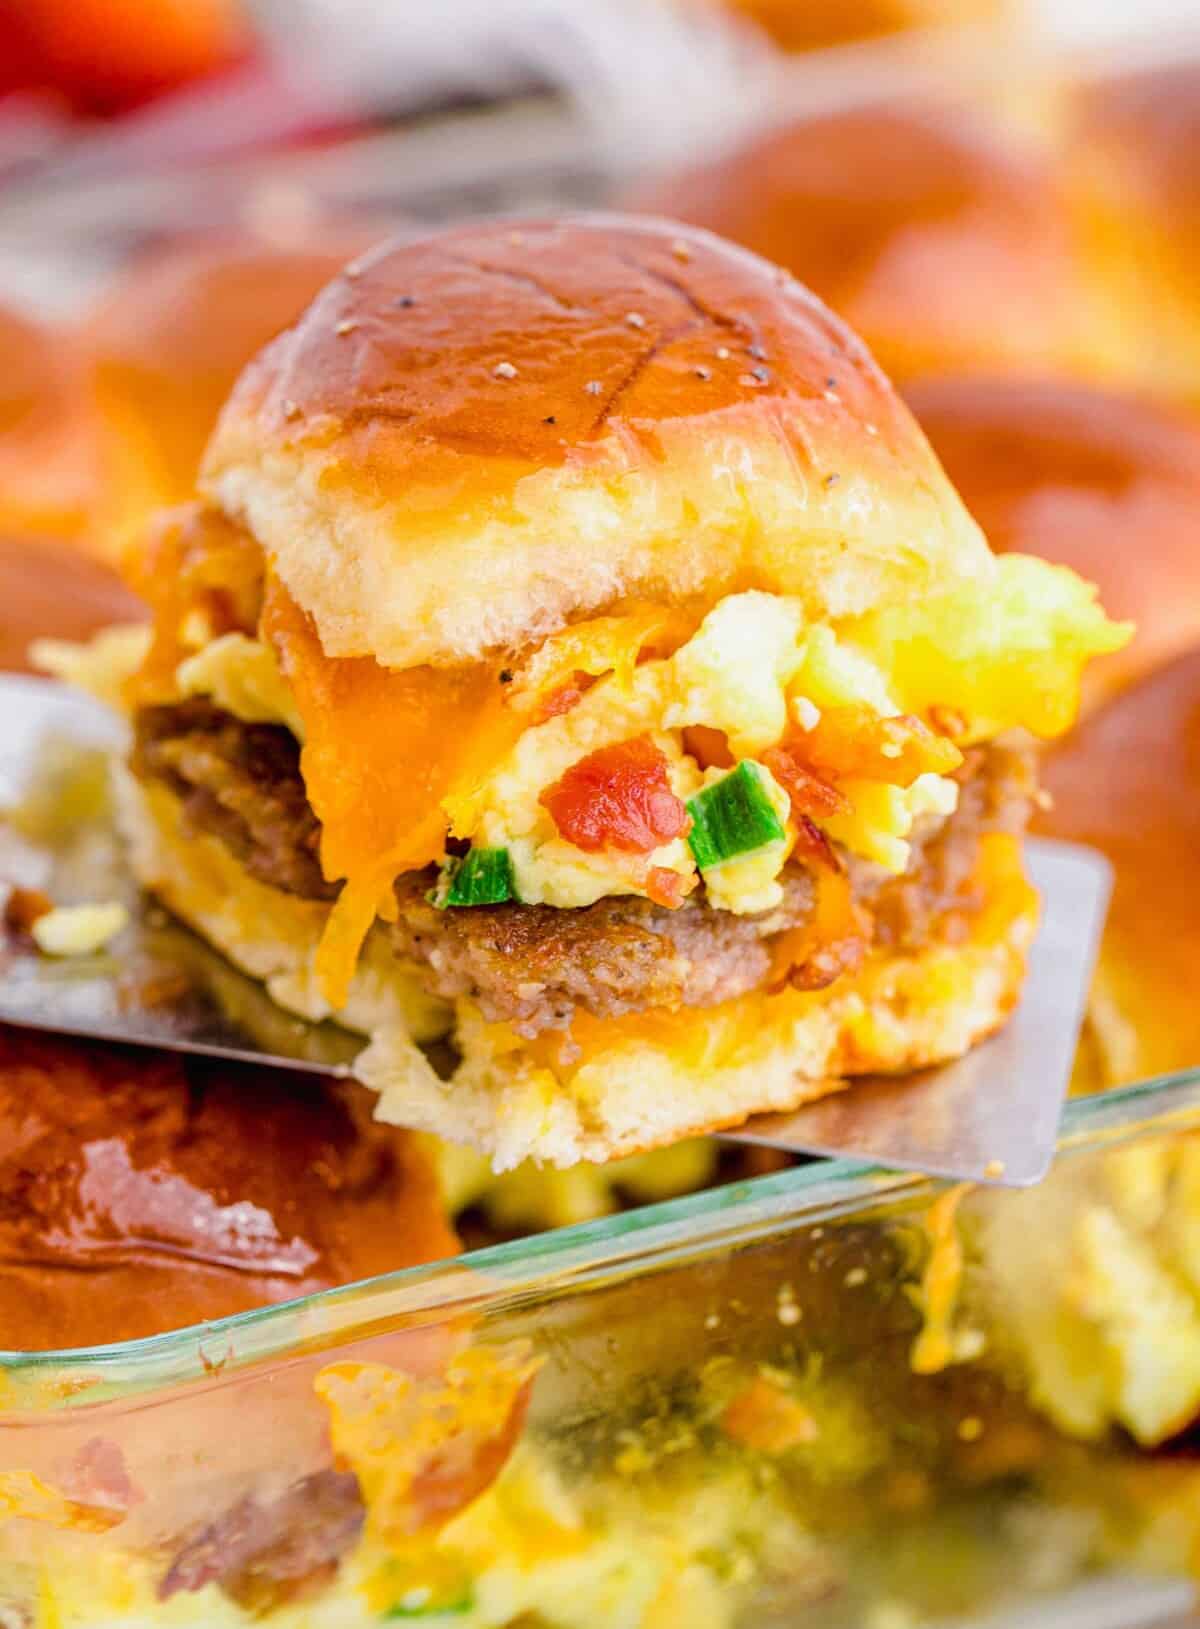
[0,677,1110,1187]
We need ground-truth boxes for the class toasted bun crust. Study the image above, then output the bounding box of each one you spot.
[1037,649,1200,1091]
[0,1021,456,1351]
[203,214,991,669]
[83,229,375,558]
[119,773,1036,1169]
[0,305,96,540]
[631,108,1113,386]
[908,376,1200,707]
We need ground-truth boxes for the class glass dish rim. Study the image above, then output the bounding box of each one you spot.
[5,1070,1200,1398]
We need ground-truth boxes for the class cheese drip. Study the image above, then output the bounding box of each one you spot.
[261,576,518,1007]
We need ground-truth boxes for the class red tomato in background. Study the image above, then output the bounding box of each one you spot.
[0,0,248,114]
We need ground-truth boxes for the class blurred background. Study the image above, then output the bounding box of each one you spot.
[3,0,1200,1111]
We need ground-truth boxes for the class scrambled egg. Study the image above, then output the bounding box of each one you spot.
[979,1134,1200,1446]
[177,631,306,740]
[52,565,1127,920]
[30,901,128,956]
[432,1136,719,1231]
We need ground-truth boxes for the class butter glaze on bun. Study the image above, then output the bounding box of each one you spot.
[908,375,1200,707]
[0,1024,456,1351]
[203,214,992,669]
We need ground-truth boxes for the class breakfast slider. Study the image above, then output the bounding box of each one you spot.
[103,215,1126,1168]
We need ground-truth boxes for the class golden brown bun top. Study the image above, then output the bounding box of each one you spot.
[204,214,990,668]
[0,305,96,540]
[1037,648,1200,1084]
[631,104,1103,384]
[908,374,1200,705]
[0,1025,457,1352]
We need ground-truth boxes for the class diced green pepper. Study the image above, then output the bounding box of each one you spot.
[383,1589,474,1619]
[686,761,785,870]
[441,847,514,907]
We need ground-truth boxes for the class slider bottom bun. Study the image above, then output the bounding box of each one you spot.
[118,771,1038,1169]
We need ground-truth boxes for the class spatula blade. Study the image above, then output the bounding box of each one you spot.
[723,839,1111,1186]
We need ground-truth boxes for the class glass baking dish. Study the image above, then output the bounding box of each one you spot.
[2,1071,1200,1627]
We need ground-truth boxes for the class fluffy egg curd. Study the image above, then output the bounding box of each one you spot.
[74,215,1127,1169]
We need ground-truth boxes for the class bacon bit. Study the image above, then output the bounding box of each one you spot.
[761,746,848,818]
[645,866,690,909]
[791,814,842,874]
[682,724,735,770]
[409,1378,533,1529]
[533,670,596,723]
[66,1439,143,1516]
[929,705,969,741]
[790,707,962,788]
[541,737,691,855]
[316,1347,541,1545]
[720,1375,818,1453]
[769,869,870,992]
[3,884,52,937]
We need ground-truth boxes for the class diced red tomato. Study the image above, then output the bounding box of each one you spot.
[540,736,691,855]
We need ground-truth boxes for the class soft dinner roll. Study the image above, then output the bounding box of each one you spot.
[1065,61,1200,403]
[82,226,377,562]
[1035,650,1200,1090]
[0,304,97,540]
[631,102,1122,385]
[908,375,1200,709]
[0,531,143,672]
[94,215,1125,1168]
[682,0,1003,53]
[0,1024,456,1350]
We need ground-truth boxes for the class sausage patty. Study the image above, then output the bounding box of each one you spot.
[132,702,1035,1036]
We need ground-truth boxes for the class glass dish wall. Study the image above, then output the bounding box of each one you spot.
[2,1074,1200,1627]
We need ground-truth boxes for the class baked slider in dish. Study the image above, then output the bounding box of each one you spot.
[82,227,375,563]
[0,304,97,542]
[1035,651,1200,1093]
[677,0,1004,54]
[631,104,1120,386]
[108,215,1127,1168]
[0,1024,456,1350]
[1065,62,1200,404]
[908,375,1200,710]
